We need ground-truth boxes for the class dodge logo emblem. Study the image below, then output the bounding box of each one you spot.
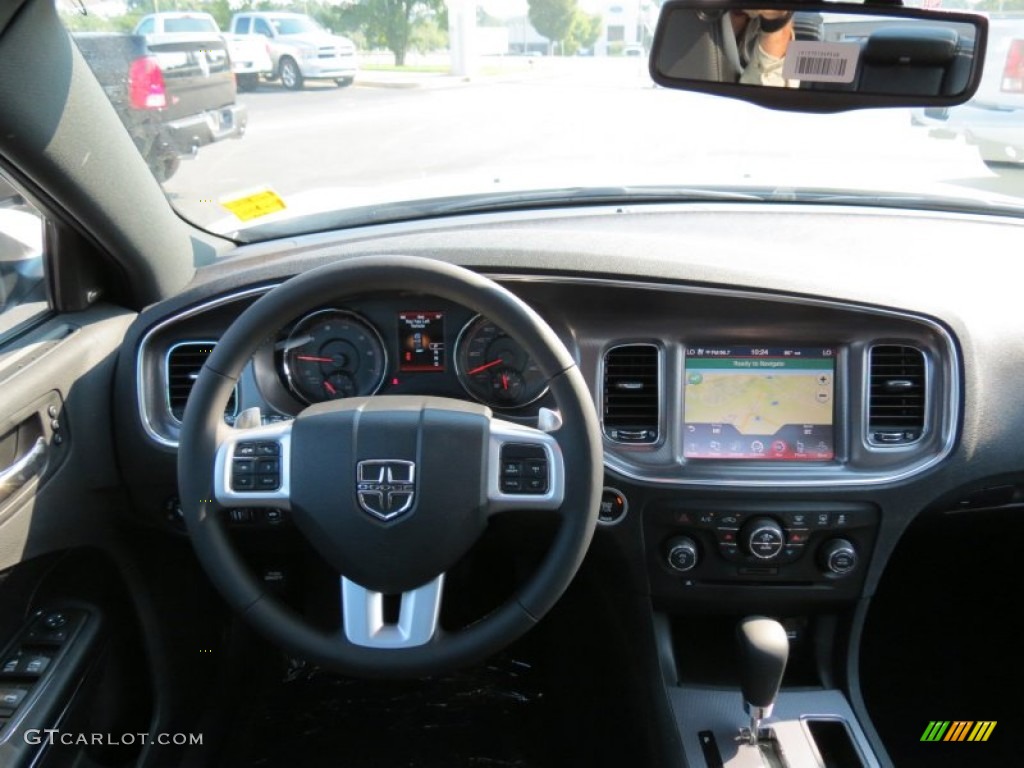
[356,460,416,521]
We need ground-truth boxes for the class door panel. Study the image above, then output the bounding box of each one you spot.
[0,305,134,571]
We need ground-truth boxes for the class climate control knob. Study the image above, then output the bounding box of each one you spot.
[742,516,786,560]
[665,536,699,572]
[819,538,858,576]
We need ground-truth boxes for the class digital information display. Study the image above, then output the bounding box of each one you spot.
[684,346,836,461]
[398,311,446,372]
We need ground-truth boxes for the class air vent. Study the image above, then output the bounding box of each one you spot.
[603,344,659,444]
[166,342,236,422]
[868,345,926,444]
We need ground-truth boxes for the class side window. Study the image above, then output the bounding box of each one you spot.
[235,17,251,35]
[253,18,273,38]
[0,173,47,337]
[136,18,154,35]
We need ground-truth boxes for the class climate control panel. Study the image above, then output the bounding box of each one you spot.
[644,501,878,605]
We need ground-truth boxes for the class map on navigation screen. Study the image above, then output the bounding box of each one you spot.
[683,346,835,460]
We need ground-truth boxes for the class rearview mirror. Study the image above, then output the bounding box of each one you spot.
[650,0,988,112]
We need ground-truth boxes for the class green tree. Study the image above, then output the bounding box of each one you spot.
[528,0,577,54]
[352,0,447,66]
[410,17,448,54]
[564,10,601,55]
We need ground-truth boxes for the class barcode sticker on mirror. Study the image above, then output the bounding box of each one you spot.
[782,42,859,84]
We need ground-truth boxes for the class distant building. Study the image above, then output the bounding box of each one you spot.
[506,15,551,55]
[505,0,660,55]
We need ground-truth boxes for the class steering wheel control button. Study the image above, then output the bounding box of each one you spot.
[233,442,282,492]
[525,460,547,479]
[820,539,858,576]
[743,517,786,560]
[665,536,699,572]
[256,474,281,490]
[501,460,523,476]
[232,474,256,491]
[257,459,280,474]
[499,445,547,494]
[598,488,628,525]
[233,458,256,475]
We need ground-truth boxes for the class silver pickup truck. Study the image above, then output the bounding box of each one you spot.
[913,14,1024,168]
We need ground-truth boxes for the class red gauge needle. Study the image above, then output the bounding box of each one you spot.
[323,380,337,395]
[297,355,333,363]
[501,373,509,390]
[467,358,504,375]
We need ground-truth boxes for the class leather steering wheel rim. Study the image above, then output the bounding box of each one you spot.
[178,255,602,677]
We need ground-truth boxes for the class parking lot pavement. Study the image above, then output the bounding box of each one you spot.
[162,58,1014,232]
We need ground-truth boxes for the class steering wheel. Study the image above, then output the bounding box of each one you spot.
[178,256,603,677]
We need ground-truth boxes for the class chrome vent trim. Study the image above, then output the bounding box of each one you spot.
[602,343,660,444]
[138,285,274,449]
[165,341,238,423]
[868,344,926,445]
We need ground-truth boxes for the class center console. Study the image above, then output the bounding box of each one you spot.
[646,500,878,605]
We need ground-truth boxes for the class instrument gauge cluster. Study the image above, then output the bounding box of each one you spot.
[281,309,387,404]
[454,316,549,409]
[272,302,552,412]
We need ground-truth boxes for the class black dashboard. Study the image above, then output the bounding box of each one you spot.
[134,274,958,487]
[113,202,1024,627]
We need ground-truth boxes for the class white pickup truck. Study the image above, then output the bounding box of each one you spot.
[133,12,273,91]
[228,12,359,90]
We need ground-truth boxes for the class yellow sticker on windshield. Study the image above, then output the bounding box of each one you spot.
[221,188,287,221]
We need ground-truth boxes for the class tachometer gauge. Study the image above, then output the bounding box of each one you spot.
[455,316,548,408]
[282,310,386,404]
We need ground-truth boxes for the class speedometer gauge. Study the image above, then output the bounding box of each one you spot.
[282,310,386,404]
[455,316,548,409]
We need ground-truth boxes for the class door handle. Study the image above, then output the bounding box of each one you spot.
[0,436,47,505]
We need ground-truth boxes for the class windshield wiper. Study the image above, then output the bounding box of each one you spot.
[229,184,1023,243]
[760,188,1024,216]
[425,186,768,214]
[231,186,768,242]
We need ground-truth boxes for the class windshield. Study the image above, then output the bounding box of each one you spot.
[64,3,1024,243]
[271,16,325,35]
[163,17,218,34]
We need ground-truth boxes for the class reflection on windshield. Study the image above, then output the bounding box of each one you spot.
[272,18,322,35]
[62,5,1024,240]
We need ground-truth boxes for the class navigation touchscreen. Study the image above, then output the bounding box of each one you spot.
[683,346,835,461]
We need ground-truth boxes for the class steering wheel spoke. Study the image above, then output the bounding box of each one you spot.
[341,574,445,649]
[485,417,566,515]
[213,420,292,509]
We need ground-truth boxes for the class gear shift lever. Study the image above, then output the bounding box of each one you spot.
[737,616,789,745]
